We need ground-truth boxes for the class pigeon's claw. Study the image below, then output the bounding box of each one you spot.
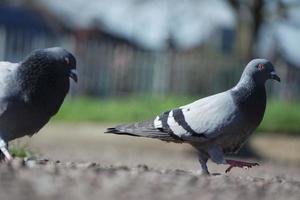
[225,159,259,173]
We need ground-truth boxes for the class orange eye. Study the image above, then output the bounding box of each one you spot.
[64,57,70,65]
[258,63,264,70]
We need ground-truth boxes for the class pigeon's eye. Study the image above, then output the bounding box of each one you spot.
[258,63,265,70]
[64,57,70,65]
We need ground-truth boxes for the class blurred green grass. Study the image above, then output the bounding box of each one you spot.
[259,100,300,134]
[9,141,34,158]
[53,96,300,134]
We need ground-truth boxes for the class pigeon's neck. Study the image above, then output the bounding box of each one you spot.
[17,61,70,115]
[231,76,266,126]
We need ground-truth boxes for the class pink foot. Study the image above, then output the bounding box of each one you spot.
[225,159,259,173]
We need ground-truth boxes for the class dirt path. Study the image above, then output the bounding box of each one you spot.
[2,123,300,200]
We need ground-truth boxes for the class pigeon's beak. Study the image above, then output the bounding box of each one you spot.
[69,69,78,83]
[270,71,280,82]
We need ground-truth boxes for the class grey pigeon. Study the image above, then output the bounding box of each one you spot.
[0,47,77,161]
[106,59,280,174]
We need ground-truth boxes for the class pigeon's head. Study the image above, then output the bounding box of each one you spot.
[243,59,280,84]
[23,47,78,83]
[42,47,77,83]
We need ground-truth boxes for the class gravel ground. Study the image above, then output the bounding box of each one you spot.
[1,123,300,200]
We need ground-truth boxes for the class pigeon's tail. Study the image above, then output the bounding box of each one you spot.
[105,119,182,143]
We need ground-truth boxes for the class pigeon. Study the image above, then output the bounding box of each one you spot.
[106,59,280,174]
[0,47,77,161]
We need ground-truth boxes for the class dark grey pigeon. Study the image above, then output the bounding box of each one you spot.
[0,47,77,161]
[106,59,280,174]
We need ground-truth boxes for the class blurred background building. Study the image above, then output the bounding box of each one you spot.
[0,0,299,99]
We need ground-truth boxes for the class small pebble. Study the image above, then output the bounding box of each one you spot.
[25,160,37,168]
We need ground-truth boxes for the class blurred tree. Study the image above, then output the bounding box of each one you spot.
[228,0,264,59]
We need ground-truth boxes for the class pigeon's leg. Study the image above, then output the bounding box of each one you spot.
[190,144,210,175]
[197,151,209,175]
[208,146,226,165]
[225,159,259,173]
[0,138,12,162]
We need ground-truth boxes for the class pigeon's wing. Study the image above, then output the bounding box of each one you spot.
[107,91,239,143]
[0,62,19,88]
[154,91,240,141]
[0,62,19,115]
